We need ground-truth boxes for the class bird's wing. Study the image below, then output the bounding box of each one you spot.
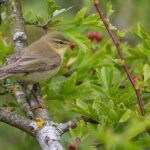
[2,50,62,73]
[6,50,25,64]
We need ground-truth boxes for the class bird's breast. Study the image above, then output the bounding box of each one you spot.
[16,67,60,82]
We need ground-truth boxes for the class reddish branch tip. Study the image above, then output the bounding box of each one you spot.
[142,72,144,80]
[93,0,99,4]
[133,76,139,81]
[75,136,81,142]
[68,143,77,150]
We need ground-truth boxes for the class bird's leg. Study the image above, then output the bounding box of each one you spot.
[31,83,47,109]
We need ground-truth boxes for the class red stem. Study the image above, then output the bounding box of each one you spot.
[93,2,145,116]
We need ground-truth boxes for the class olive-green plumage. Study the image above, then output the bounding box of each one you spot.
[0,32,72,82]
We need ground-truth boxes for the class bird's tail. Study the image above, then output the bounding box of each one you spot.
[0,69,10,80]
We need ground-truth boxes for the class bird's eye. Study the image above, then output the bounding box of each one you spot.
[58,41,64,44]
[54,40,65,45]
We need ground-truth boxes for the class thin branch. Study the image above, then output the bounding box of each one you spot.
[59,116,98,133]
[25,15,52,32]
[0,108,34,135]
[12,84,34,118]
[0,0,8,4]
[93,0,145,116]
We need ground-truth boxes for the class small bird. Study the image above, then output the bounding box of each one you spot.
[0,32,73,82]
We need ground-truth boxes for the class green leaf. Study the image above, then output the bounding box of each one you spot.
[119,109,133,123]
[82,14,100,25]
[117,29,128,38]
[73,7,87,22]
[0,37,12,57]
[130,23,149,39]
[107,2,115,18]
[45,0,59,14]
[36,15,45,24]
[65,33,88,52]
[52,7,72,17]
[73,99,89,116]
[109,109,118,121]
[61,72,77,94]
[143,64,150,82]
[97,67,113,91]
[124,117,150,140]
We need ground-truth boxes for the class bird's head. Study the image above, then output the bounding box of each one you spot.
[44,32,74,56]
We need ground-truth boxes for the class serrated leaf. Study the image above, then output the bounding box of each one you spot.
[73,7,87,22]
[62,72,77,94]
[53,7,72,17]
[117,29,128,38]
[119,109,133,123]
[107,2,115,18]
[109,109,118,121]
[45,0,59,14]
[0,37,12,57]
[97,67,113,91]
[73,99,89,116]
[65,33,88,52]
[130,23,149,39]
[143,64,150,82]
[36,15,45,24]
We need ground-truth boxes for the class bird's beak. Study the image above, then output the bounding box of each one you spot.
[69,42,76,49]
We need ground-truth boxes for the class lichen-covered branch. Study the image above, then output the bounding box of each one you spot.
[0,108,34,135]
[59,116,98,133]
[5,1,65,149]
[7,0,27,51]
[6,0,33,118]
[12,84,34,118]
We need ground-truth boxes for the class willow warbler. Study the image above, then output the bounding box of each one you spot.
[0,32,72,82]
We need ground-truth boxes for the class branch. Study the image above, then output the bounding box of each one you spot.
[6,1,65,149]
[25,15,52,31]
[12,84,34,118]
[0,108,34,135]
[93,0,150,135]
[58,116,98,133]
[7,0,27,51]
[6,0,33,118]
[93,0,145,116]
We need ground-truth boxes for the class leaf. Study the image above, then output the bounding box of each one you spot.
[143,64,150,82]
[119,109,133,123]
[52,7,72,17]
[65,33,88,52]
[36,15,45,24]
[0,37,12,57]
[72,99,89,116]
[61,72,77,94]
[117,29,128,38]
[45,0,59,14]
[109,109,118,121]
[83,14,100,25]
[73,7,87,22]
[97,67,113,91]
[107,2,115,18]
[130,23,149,39]
[124,116,150,140]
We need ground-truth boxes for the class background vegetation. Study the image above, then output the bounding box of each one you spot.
[0,0,150,149]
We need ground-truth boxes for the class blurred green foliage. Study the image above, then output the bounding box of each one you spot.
[0,0,150,150]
